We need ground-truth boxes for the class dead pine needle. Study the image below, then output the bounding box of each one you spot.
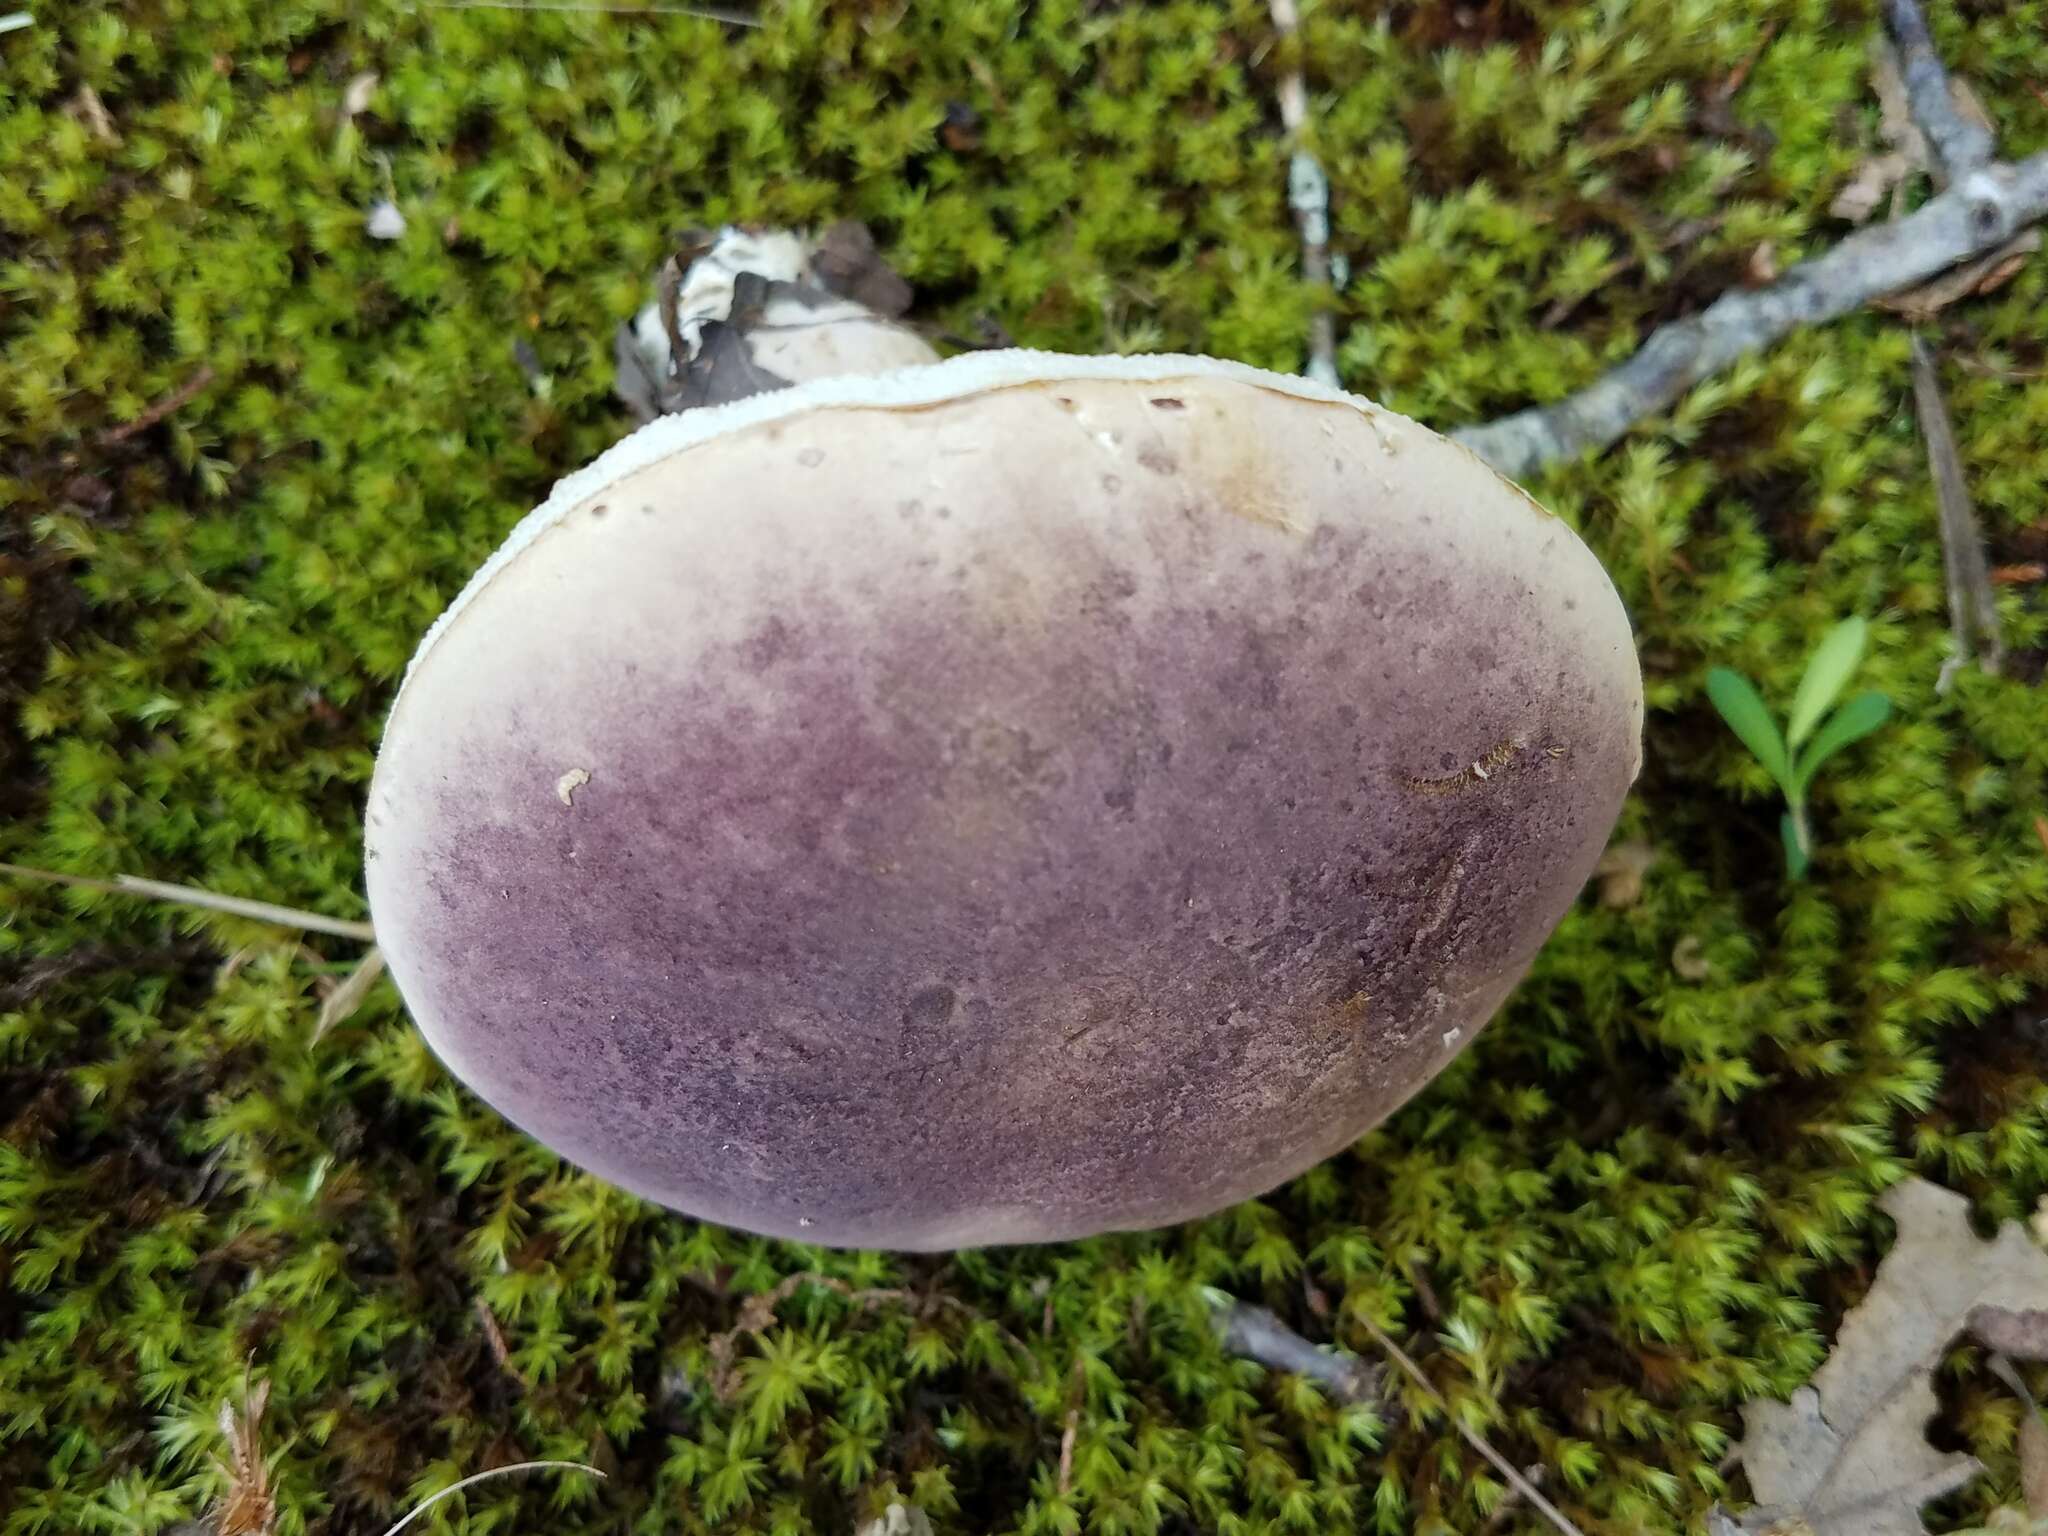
[1908,337,2005,690]
[99,365,215,446]
[1352,1314,1591,1536]
[379,1462,607,1536]
[0,861,378,942]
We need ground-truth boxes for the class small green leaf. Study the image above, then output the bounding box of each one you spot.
[1793,691,1892,793]
[1706,668,1790,787]
[1786,617,1868,750]
[1781,812,1809,881]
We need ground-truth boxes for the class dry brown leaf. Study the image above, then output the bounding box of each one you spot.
[1714,1179,2048,1535]
[1831,151,1915,224]
[1593,841,1656,908]
[211,1379,275,1536]
[1831,43,1928,225]
[312,945,385,1043]
[1879,231,2042,322]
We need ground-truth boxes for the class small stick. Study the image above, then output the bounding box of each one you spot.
[0,861,377,942]
[1880,0,1994,182]
[1266,0,1340,388]
[1205,1294,1380,1402]
[1452,150,2048,478]
[1056,1355,1085,1496]
[1908,336,2004,689]
[99,366,215,446]
[1353,1314,1591,1536]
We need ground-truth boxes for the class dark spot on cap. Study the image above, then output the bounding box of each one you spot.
[1138,445,1178,475]
[798,447,825,468]
[903,984,959,1032]
[1149,397,1185,410]
[590,503,610,519]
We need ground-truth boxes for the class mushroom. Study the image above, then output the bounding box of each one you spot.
[369,265,1642,1251]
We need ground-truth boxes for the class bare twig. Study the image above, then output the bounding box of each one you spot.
[1880,0,1994,182]
[0,861,378,942]
[1206,1294,1381,1403]
[1452,151,2048,478]
[1909,336,2004,689]
[1267,0,1339,388]
[1353,1314,1591,1536]
[99,366,215,446]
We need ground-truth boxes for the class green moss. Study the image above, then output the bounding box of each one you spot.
[3,1,2048,1533]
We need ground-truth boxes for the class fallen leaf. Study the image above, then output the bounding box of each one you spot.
[1830,43,1926,225]
[1831,152,1914,224]
[312,946,385,1043]
[1592,842,1657,907]
[1879,231,2042,322]
[1716,1179,2048,1534]
[1993,564,2047,585]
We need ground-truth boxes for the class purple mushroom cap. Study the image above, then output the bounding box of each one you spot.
[366,352,1643,1250]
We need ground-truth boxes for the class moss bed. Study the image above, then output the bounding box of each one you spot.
[4,1,2048,1532]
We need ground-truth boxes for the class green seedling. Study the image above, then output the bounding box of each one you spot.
[1706,617,1892,880]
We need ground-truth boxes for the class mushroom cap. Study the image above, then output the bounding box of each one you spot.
[366,351,1643,1251]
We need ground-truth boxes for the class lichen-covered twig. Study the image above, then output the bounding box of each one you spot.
[1454,0,2041,481]
[1266,0,1340,388]
[1909,336,2004,689]
[1206,1294,1382,1402]
[1451,150,2048,479]
[1879,0,1993,182]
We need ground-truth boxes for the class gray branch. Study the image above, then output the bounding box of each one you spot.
[1451,152,2048,480]
[1880,0,1994,182]
[1206,1295,1381,1403]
